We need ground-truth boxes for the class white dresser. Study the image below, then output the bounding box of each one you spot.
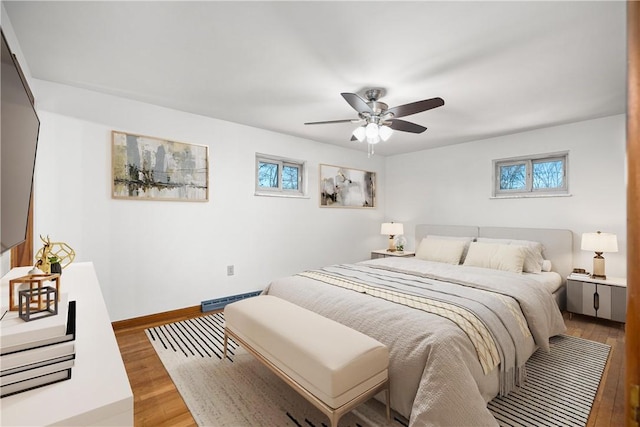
[1,262,134,426]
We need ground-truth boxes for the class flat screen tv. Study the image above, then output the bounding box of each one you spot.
[1,29,40,253]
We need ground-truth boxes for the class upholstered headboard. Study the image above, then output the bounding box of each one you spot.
[415,224,574,281]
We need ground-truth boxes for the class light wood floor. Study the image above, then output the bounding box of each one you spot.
[113,310,625,427]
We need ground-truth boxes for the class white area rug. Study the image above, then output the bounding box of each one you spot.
[146,312,402,426]
[146,312,610,427]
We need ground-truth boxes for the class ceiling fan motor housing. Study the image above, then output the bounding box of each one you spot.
[364,88,384,101]
[361,102,389,124]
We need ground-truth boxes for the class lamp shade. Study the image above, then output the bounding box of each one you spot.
[581,232,618,253]
[367,134,381,145]
[365,123,379,139]
[352,126,366,142]
[379,125,393,141]
[381,222,404,236]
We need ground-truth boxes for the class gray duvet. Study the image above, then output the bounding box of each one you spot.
[263,257,566,426]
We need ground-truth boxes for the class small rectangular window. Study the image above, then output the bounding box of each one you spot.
[493,152,569,197]
[532,159,564,190]
[258,161,279,189]
[499,162,527,191]
[255,154,306,197]
[282,164,300,190]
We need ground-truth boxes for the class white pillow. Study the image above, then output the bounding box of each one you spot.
[476,238,544,274]
[426,235,475,263]
[416,238,467,265]
[463,242,526,273]
[541,259,552,272]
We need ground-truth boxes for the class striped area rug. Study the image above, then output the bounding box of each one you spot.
[488,334,610,427]
[146,312,404,426]
[146,313,610,427]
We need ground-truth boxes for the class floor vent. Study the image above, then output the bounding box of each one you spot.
[201,291,261,312]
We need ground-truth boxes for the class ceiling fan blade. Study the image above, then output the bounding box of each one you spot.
[341,93,373,114]
[386,97,444,118]
[304,119,358,125]
[387,119,427,133]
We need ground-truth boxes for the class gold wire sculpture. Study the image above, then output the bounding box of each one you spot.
[34,235,76,274]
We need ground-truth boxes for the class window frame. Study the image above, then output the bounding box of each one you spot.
[492,151,570,198]
[255,153,307,198]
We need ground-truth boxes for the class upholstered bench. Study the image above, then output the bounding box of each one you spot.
[223,295,390,427]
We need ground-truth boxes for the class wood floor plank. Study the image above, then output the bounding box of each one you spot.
[114,323,197,426]
[114,310,625,426]
[593,334,623,427]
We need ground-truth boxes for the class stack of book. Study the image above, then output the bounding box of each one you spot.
[1,299,76,398]
[568,271,592,280]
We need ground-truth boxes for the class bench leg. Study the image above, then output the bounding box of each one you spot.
[385,382,391,421]
[329,412,340,427]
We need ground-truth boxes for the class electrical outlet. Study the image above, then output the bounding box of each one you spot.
[227,265,234,276]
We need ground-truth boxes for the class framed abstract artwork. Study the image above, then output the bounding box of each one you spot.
[112,131,209,201]
[319,164,376,208]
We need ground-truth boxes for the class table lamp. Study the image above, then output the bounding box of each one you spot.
[580,231,618,280]
[381,222,404,252]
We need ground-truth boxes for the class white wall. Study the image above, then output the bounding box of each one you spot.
[385,114,627,277]
[31,81,386,321]
[10,83,629,321]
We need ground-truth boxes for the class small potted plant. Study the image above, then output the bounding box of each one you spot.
[49,256,62,275]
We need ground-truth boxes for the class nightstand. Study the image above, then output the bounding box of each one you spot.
[566,275,627,322]
[371,250,415,259]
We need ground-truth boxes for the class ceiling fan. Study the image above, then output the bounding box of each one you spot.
[305,88,444,155]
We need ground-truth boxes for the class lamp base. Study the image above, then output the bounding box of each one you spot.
[387,236,396,252]
[592,253,606,280]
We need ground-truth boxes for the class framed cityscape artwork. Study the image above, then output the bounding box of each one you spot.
[112,131,209,201]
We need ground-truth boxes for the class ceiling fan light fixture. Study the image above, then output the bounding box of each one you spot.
[304,90,444,157]
[379,125,393,141]
[366,135,381,145]
[365,122,379,139]
[352,126,366,142]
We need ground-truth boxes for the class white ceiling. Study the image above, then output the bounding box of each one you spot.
[3,1,627,156]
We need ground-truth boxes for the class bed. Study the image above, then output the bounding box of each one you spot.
[262,225,572,426]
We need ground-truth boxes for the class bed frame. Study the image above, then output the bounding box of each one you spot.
[414,224,573,309]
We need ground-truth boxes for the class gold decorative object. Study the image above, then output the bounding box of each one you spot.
[34,235,76,274]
